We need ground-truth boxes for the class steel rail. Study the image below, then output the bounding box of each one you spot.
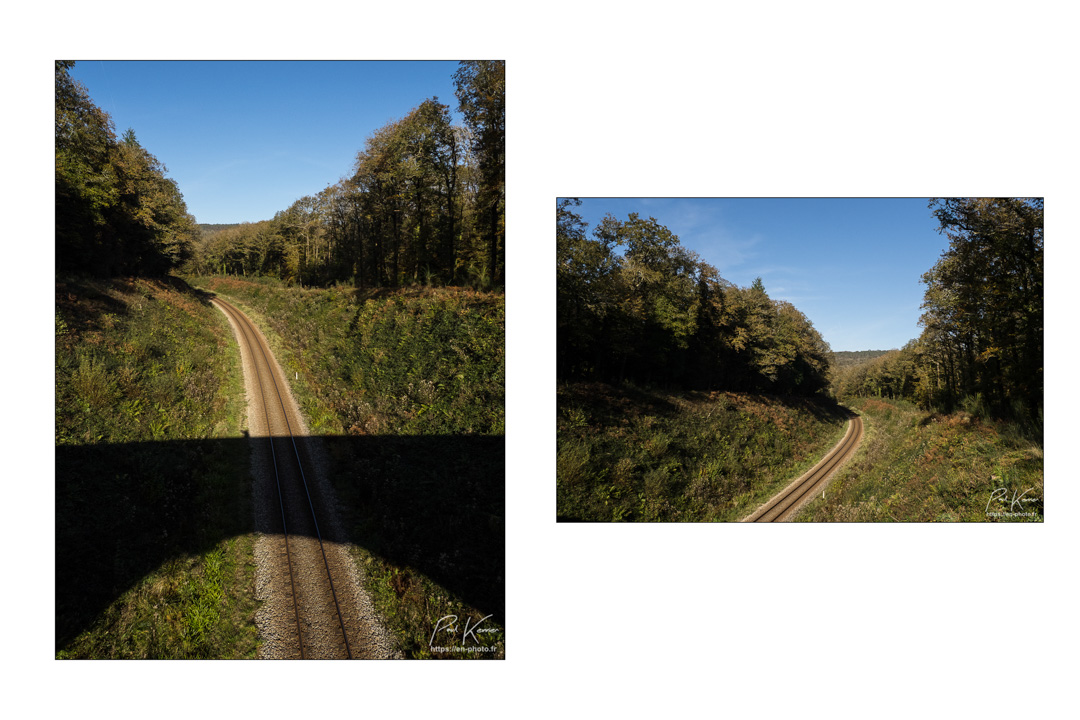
[213,296,352,658]
[746,415,863,522]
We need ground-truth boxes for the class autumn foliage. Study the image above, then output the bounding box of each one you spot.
[188,62,504,290]
[557,199,831,395]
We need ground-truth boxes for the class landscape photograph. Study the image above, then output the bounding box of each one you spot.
[25,0,1073,714]
[557,197,1043,523]
[55,60,505,658]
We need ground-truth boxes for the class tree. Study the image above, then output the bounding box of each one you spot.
[55,61,119,273]
[556,199,622,377]
[110,129,196,273]
[353,117,409,286]
[588,213,704,383]
[396,98,460,283]
[454,61,504,286]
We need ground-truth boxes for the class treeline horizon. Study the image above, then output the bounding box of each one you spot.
[55,61,505,289]
[557,199,832,395]
[833,198,1043,430]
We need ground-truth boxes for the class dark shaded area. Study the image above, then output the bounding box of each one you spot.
[559,381,850,428]
[557,381,680,425]
[54,277,131,327]
[317,435,504,627]
[55,274,217,328]
[55,434,504,651]
[55,438,245,650]
[800,395,858,423]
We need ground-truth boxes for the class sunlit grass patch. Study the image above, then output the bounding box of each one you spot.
[190,275,504,437]
[796,397,1043,522]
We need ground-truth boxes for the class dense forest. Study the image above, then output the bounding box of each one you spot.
[557,199,831,395]
[56,61,505,289]
[559,197,1043,429]
[832,198,1043,430]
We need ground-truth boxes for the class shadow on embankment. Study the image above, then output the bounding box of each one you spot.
[55,434,504,652]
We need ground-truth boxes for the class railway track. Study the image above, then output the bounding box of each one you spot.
[212,296,356,658]
[743,414,863,522]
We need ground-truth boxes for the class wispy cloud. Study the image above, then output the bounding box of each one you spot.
[658,201,763,274]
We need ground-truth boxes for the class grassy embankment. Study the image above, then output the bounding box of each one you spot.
[190,275,505,658]
[55,276,256,658]
[557,382,851,522]
[794,397,1043,522]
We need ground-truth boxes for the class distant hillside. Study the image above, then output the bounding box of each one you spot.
[831,349,894,369]
[198,223,241,236]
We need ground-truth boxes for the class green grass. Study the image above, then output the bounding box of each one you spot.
[55,276,258,658]
[187,275,505,658]
[557,381,850,522]
[189,275,504,436]
[794,397,1044,522]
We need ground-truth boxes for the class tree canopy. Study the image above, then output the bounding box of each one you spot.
[556,199,831,395]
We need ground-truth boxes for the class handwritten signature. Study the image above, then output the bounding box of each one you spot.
[985,487,1037,514]
[430,613,497,647]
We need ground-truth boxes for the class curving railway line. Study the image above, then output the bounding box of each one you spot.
[743,414,864,523]
[212,296,393,659]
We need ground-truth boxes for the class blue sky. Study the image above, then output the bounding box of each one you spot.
[67,60,464,224]
[569,198,951,352]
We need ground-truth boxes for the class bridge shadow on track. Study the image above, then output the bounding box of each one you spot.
[55,433,504,653]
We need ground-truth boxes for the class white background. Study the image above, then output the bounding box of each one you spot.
[9,1,1075,717]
